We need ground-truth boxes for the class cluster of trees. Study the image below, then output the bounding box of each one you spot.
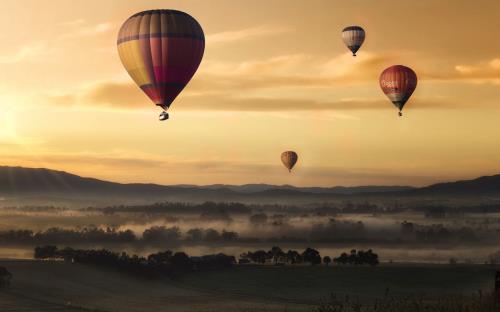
[85,201,251,215]
[239,247,379,266]
[240,247,322,265]
[185,228,238,242]
[400,221,479,243]
[310,219,365,240]
[0,266,12,288]
[333,249,379,266]
[34,246,235,278]
[0,221,493,247]
[1,206,67,212]
[0,226,241,245]
[0,227,136,245]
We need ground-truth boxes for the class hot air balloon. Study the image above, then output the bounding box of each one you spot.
[379,65,418,117]
[117,10,205,121]
[281,151,298,173]
[342,26,365,57]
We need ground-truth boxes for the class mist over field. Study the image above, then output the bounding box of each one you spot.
[1,198,500,264]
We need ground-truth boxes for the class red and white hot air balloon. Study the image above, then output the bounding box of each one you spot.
[342,26,365,57]
[379,65,417,116]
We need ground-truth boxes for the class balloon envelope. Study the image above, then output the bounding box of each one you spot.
[117,10,205,111]
[342,26,365,56]
[281,151,298,172]
[379,65,417,115]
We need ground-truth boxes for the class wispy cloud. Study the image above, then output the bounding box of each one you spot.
[58,21,114,40]
[206,25,290,44]
[451,58,500,83]
[0,20,114,64]
[45,52,500,112]
[0,43,51,64]
[58,19,86,27]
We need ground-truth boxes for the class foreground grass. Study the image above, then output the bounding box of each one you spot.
[315,293,496,312]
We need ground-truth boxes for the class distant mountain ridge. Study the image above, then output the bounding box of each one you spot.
[409,174,500,195]
[0,166,499,204]
[176,183,414,194]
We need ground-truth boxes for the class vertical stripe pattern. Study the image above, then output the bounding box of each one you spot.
[117,10,205,109]
[379,65,418,112]
[281,151,298,172]
[342,26,365,56]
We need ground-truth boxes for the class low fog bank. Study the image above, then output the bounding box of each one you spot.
[0,201,499,263]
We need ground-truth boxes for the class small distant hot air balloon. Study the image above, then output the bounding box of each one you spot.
[281,151,298,173]
[342,26,365,57]
[117,10,205,121]
[379,65,418,117]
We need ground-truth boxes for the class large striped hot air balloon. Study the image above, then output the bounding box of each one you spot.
[342,26,365,57]
[117,10,205,121]
[379,65,418,117]
[281,151,298,173]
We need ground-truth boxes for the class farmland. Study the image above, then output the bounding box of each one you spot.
[0,260,497,312]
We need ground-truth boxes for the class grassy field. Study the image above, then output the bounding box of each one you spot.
[177,264,496,302]
[0,261,497,311]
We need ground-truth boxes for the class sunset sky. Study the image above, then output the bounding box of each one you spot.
[1,0,500,186]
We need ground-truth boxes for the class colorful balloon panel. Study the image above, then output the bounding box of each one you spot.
[281,151,298,172]
[342,26,365,56]
[117,10,205,109]
[379,65,417,113]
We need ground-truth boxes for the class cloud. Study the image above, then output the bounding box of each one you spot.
[47,80,473,112]
[58,21,114,39]
[45,52,395,110]
[46,52,499,112]
[452,58,500,82]
[0,43,51,64]
[0,20,113,64]
[58,19,86,27]
[46,82,146,110]
[420,58,500,82]
[206,25,290,44]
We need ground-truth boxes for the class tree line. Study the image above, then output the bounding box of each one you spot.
[239,246,379,266]
[34,246,236,278]
[0,221,494,246]
[0,226,242,245]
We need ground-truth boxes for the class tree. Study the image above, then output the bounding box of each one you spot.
[186,228,203,241]
[147,250,173,265]
[323,256,331,266]
[142,226,181,242]
[171,252,192,271]
[249,213,268,224]
[333,252,349,265]
[34,245,58,259]
[333,249,379,266]
[302,248,321,265]
[204,228,221,241]
[286,250,302,264]
[270,246,285,264]
[242,250,269,264]
[221,230,238,241]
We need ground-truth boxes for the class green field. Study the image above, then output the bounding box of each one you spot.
[0,261,497,312]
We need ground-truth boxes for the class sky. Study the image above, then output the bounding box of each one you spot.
[1,0,500,187]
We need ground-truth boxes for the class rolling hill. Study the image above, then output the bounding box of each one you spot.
[0,166,498,206]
